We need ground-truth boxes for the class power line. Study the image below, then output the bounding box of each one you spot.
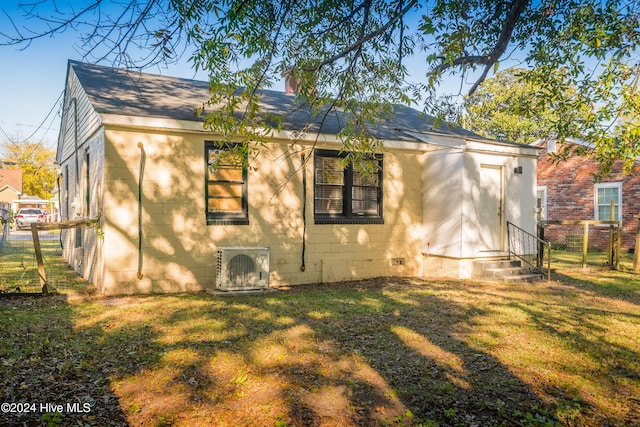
[9,122,59,132]
[39,102,63,148]
[0,124,10,141]
[0,90,64,144]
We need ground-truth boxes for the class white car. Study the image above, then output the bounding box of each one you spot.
[16,208,45,229]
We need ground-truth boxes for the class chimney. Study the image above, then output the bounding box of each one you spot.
[284,70,298,94]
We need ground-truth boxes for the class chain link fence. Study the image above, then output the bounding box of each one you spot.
[0,227,84,294]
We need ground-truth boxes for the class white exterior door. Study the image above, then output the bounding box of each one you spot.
[478,164,504,252]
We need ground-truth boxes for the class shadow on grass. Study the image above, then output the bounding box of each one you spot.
[0,294,130,426]
[2,277,639,426]
[550,267,640,305]
[68,281,565,425]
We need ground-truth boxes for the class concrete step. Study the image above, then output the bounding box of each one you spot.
[473,259,544,282]
[475,259,523,270]
[473,259,521,277]
[500,273,544,282]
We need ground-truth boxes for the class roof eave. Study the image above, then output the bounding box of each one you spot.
[99,113,432,151]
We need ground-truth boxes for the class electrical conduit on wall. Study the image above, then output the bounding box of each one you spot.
[300,151,307,272]
[137,142,146,280]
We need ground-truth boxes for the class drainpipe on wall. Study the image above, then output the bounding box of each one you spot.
[137,142,146,280]
[300,151,307,272]
[56,167,63,250]
[71,97,79,184]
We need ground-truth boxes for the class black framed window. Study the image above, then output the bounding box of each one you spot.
[205,141,249,225]
[314,150,383,224]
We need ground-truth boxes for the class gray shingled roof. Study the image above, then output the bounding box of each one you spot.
[69,60,496,143]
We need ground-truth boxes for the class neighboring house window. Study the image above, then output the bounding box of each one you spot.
[536,186,547,220]
[205,141,248,225]
[314,150,383,224]
[594,182,622,223]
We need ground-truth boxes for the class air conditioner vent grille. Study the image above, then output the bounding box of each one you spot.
[216,247,269,291]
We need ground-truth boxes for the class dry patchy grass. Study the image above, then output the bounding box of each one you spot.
[0,269,639,426]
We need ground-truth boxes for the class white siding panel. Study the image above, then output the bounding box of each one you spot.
[58,67,102,166]
[422,149,465,257]
[57,64,105,290]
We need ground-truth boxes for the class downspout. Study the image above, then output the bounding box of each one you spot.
[300,151,307,272]
[71,97,79,184]
[137,142,146,279]
[56,171,63,250]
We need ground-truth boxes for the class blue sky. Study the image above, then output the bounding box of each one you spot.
[0,1,208,148]
[0,1,494,149]
[0,30,78,148]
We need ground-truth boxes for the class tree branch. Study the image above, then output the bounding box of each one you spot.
[467,62,494,95]
[321,1,368,35]
[304,0,418,72]
[430,0,530,94]
[0,1,103,45]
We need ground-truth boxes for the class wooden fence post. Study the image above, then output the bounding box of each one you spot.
[609,200,615,268]
[634,215,640,273]
[616,221,621,270]
[30,223,49,295]
[582,222,589,270]
[537,222,545,268]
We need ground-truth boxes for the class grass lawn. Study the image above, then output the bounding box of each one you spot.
[0,251,638,426]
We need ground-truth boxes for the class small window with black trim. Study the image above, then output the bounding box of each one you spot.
[314,149,383,224]
[205,141,249,225]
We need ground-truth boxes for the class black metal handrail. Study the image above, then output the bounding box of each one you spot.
[507,221,551,281]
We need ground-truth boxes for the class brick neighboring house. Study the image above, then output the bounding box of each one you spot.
[534,138,640,252]
[0,169,23,205]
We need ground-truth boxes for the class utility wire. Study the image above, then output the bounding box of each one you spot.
[40,101,63,148]
[0,90,64,144]
[0,124,11,141]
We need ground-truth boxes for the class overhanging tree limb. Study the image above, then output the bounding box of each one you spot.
[304,0,418,72]
[429,0,530,95]
[1,0,638,171]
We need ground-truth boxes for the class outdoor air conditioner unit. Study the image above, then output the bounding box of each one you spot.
[216,247,270,291]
